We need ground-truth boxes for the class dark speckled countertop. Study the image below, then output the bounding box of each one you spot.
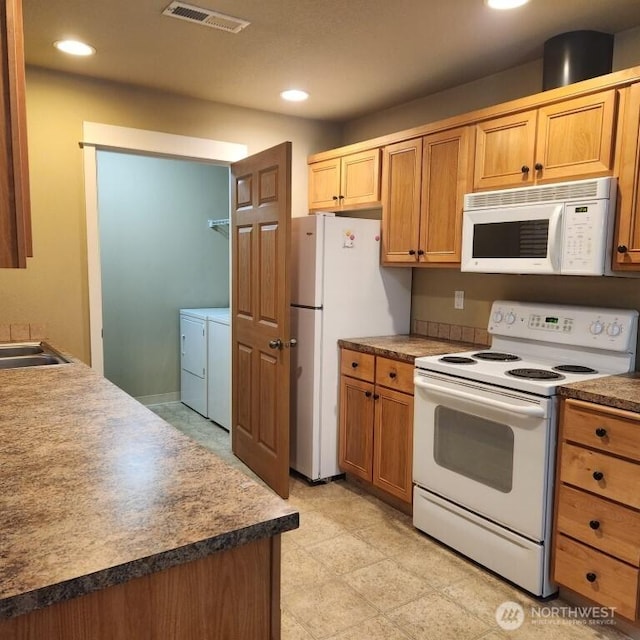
[338,334,479,364]
[0,359,298,620]
[559,371,640,414]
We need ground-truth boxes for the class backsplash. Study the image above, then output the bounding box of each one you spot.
[413,319,489,346]
[0,323,48,342]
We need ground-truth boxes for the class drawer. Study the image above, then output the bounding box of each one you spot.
[340,349,375,382]
[556,484,640,566]
[560,442,640,509]
[375,357,414,394]
[554,534,639,620]
[562,399,640,462]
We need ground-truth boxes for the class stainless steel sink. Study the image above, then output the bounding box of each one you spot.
[0,343,69,369]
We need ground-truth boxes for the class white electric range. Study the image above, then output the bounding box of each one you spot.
[412,300,638,597]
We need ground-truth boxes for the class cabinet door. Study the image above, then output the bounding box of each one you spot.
[373,386,413,503]
[339,375,374,481]
[473,110,537,190]
[308,157,341,210]
[536,91,616,184]
[420,126,473,264]
[381,138,422,264]
[616,83,640,268]
[340,149,381,207]
[0,0,30,268]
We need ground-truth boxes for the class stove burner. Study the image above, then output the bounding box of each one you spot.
[553,364,597,374]
[472,351,521,362]
[506,368,565,380]
[439,356,477,364]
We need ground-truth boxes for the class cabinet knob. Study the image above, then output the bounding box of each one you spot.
[521,165,530,174]
[595,427,607,438]
[351,362,358,368]
[417,249,425,256]
[373,393,380,400]
[585,572,597,583]
[592,471,604,481]
[408,249,416,256]
[389,372,397,379]
[338,195,345,200]
[332,195,339,201]
[589,520,600,530]
[617,245,628,254]
[365,391,372,398]
[534,162,543,171]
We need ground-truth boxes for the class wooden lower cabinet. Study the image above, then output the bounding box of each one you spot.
[339,349,414,507]
[0,536,282,640]
[553,398,640,621]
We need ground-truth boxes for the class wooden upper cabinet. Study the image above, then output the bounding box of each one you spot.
[381,127,472,265]
[615,82,640,269]
[474,90,617,191]
[381,138,422,264]
[308,148,380,211]
[420,126,473,264]
[0,0,31,268]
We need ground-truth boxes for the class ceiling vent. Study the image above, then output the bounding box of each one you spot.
[162,2,250,33]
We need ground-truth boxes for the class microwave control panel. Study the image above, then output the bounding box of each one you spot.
[561,201,608,274]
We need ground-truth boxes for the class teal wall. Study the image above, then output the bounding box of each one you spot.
[97,150,229,399]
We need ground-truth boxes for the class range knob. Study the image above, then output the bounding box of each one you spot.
[590,321,604,335]
[505,312,516,325]
[606,322,622,337]
[492,311,504,323]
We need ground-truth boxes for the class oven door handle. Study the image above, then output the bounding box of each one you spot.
[414,377,546,417]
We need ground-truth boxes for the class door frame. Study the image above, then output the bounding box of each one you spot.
[81,122,246,373]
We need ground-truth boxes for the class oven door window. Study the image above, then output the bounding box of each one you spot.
[433,406,514,493]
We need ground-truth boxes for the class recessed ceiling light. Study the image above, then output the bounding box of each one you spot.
[280,89,309,102]
[485,0,530,9]
[53,40,96,56]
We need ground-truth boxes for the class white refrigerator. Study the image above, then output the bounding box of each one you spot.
[290,214,412,481]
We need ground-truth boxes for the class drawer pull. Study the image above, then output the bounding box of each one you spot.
[389,372,397,379]
[595,427,607,437]
[588,520,601,530]
[351,362,358,368]
[585,572,597,583]
[592,471,604,481]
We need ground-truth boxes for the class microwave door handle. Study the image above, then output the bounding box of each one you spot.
[414,377,546,417]
[548,205,563,271]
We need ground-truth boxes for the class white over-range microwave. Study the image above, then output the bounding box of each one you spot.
[460,176,617,276]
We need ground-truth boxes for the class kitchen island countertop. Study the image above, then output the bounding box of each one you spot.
[0,358,298,621]
[338,334,480,363]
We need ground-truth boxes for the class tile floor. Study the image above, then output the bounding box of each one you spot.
[149,402,634,640]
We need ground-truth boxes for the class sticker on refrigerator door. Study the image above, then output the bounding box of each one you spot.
[343,230,355,248]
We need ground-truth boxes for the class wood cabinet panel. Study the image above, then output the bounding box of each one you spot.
[381,138,422,263]
[560,442,640,510]
[473,110,537,190]
[375,357,414,394]
[0,0,31,268]
[562,399,640,462]
[556,484,640,566]
[554,534,639,621]
[420,126,472,263]
[616,82,640,268]
[536,91,616,183]
[308,149,380,211]
[373,386,413,503]
[339,375,374,481]
[340,348,375,382]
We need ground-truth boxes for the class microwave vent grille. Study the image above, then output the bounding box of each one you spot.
[465,179,603,210]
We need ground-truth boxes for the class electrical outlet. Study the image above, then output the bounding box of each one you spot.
[454,290,464,310]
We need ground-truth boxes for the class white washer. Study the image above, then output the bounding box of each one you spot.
[179,308,229,418]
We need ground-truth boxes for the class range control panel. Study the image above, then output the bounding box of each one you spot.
[488,300,639,352]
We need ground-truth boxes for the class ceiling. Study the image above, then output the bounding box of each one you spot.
[22,0,640,122]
